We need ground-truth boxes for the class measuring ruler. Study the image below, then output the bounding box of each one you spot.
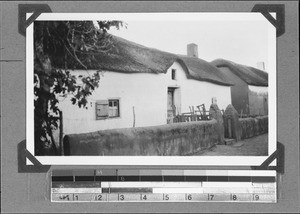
[51,169,276,203]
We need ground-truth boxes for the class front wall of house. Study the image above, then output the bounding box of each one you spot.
[248,85,268,115]
[231,84,250,115]
[219,67,250,115]
[58,62,231,135]
[58,70,167,135]
[181,79,231,112]
[164,62,231,113]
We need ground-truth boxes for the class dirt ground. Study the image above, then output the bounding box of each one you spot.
[194,134,269,156]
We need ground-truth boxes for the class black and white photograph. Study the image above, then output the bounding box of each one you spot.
[27,13,276,165]
[1,1,299,212]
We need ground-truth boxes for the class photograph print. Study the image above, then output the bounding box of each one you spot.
[28,13,276,164]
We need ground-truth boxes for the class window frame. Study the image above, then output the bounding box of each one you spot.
[95,98,121,120]
[108,99,120,118]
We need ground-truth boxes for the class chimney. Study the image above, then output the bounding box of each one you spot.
[257,62,265,71]
[187,43,198,58]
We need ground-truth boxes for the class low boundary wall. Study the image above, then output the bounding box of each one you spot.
[224,104,268,141]
[63,119,222,156]
[239,116,268,139]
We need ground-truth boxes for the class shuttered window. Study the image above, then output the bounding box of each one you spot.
[96,100,109,120]
[96,99,120,120]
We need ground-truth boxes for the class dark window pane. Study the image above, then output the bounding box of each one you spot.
[172,69,176,80]
[108,100,120,117]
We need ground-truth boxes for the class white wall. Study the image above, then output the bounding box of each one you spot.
[248,85,268,115]
[58,70,167,135]
[248,85,268,94]
[164,62,231,113]
[57,61,231,135]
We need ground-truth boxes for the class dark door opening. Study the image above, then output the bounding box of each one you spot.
[167,88,176,124]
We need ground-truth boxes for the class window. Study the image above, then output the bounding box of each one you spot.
[96,99,120,120]
[96,100,108,120]
[108,99,120,117]
[171,69,176,80]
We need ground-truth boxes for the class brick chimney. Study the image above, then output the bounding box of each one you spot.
[257,62,265,71]
[187,43,198,58]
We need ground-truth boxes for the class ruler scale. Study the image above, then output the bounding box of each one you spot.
[51,170,276,203]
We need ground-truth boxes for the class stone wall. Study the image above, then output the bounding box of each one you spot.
[209,103,225,144]
[63,119,223,156]
[63,103,268,156]
[223,104,242,141]
[239,116,268,139]
[224,104,268,141]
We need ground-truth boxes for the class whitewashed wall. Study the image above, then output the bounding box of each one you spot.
[248,85,268,94]
[164,62,231,114]
[57,70,167,135]
[57,61,231,135]
[248,85,268,115]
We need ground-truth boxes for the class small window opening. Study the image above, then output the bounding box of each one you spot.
[171,69,176,80]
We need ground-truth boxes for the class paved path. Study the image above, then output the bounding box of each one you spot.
[195,134,268,156]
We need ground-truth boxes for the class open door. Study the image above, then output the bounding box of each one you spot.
[167,88,176,123]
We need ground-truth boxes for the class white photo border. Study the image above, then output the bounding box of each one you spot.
[26,12,277,166]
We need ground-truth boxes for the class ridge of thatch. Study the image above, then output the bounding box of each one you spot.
[211,59,268,86]
[177,55,234,86]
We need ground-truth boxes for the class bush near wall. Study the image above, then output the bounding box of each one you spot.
[239,116,268,139]
[63,119,222,156]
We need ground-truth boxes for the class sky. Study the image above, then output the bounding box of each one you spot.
[108,14,273,72]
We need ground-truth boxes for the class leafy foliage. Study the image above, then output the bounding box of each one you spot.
[34,21,123,155]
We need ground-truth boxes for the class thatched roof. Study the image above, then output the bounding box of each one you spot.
[58,34,233,86]
[87,35,178,74]
[178,55,234,86]
[57,34,177,74]
[211,59,268,86]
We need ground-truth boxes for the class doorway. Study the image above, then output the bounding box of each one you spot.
[167,88,176,123]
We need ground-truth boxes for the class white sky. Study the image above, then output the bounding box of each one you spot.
[108,14,272,72]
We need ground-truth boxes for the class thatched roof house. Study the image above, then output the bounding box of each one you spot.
[211,59,268,86]
[55,34,239,135]
[210,59,268,116]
